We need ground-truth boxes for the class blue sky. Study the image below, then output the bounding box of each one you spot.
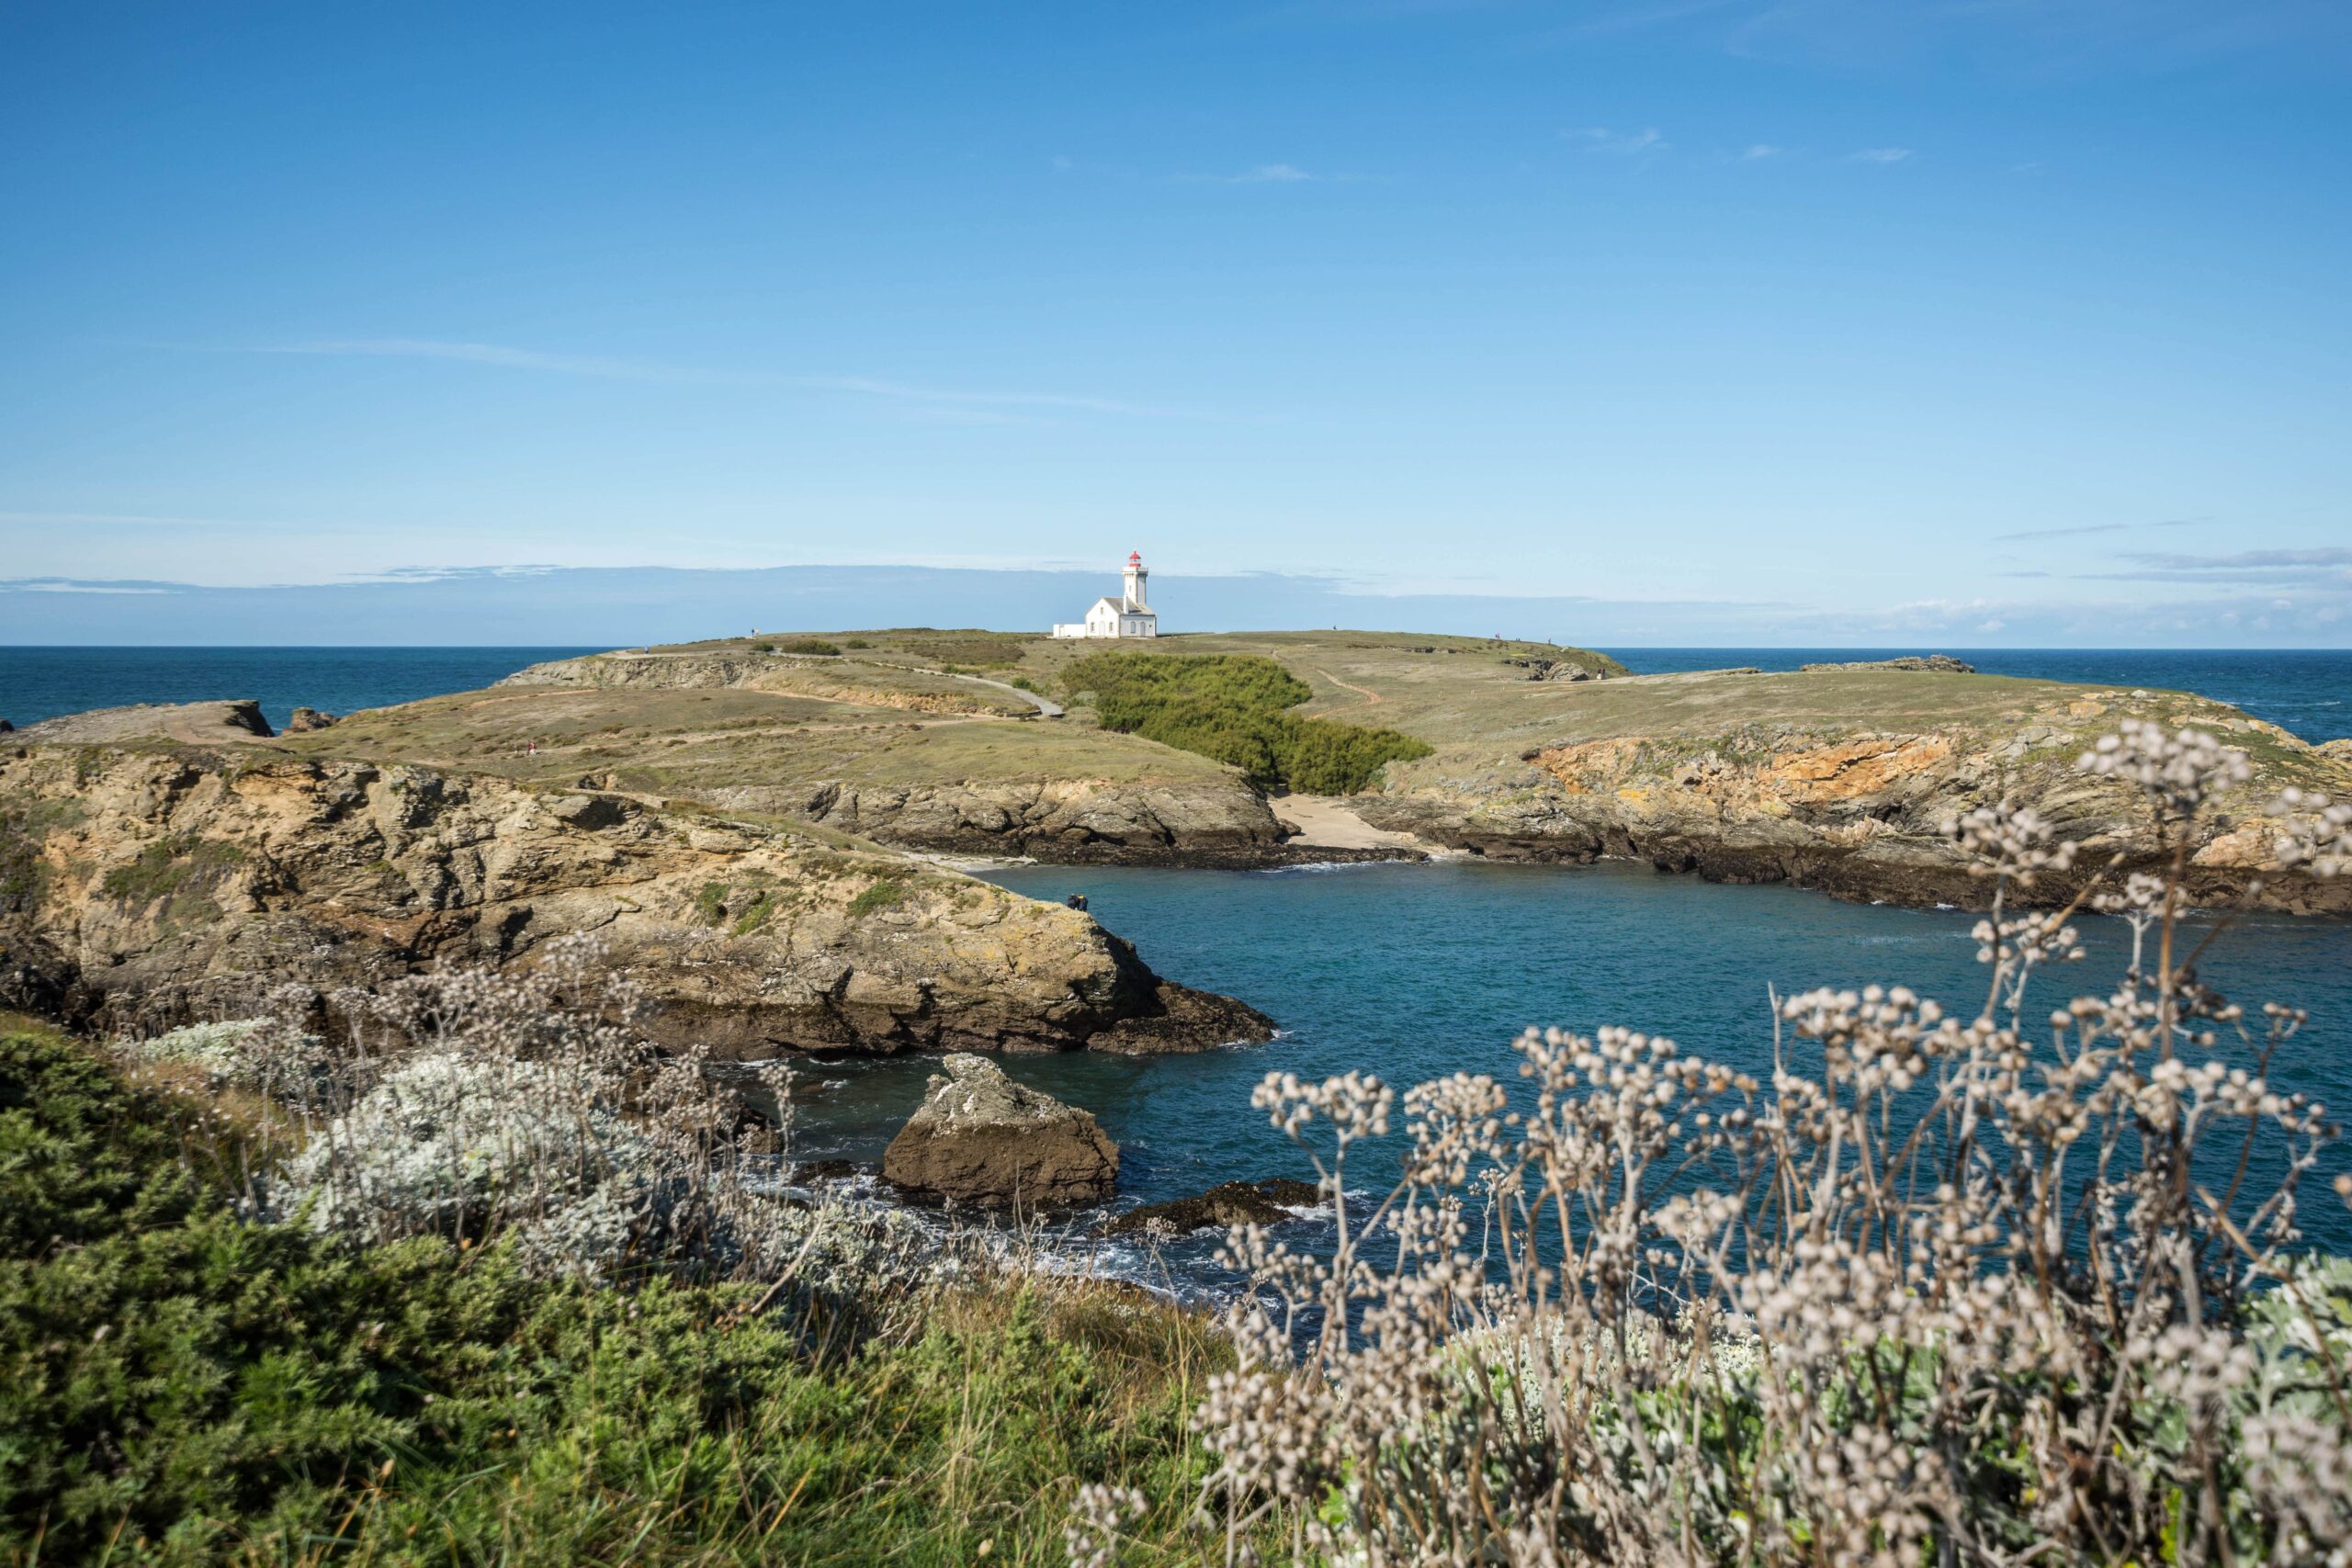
[2,0,2346,645]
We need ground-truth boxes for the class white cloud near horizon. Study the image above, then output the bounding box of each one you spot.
[1847,146,1914,164]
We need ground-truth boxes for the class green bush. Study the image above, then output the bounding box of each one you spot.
[1062,651,1432,794]
[778,638,842,657]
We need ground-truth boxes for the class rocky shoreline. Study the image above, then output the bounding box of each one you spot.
[0,744,1274,1055]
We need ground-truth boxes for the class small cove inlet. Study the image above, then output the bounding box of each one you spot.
[777,857,2352,1294]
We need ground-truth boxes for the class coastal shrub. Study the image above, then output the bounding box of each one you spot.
[0,1022,1228,1564]
[751,640,776,652]
[1170,721,2352,1568]
[780,637,842,656]
[1062,651,1432,794]
[266,940,801,1280]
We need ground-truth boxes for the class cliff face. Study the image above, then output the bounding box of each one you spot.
[0,748,1272,1055]
[695,779,1295,866]
[1355,696,2352,914]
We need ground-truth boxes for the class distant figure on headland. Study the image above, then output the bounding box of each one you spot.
[1066,893,1089,911]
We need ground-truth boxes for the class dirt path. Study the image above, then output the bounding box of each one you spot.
[936,672,1064,717]
[1274,794,1442,853]
[1312,669,1389,717]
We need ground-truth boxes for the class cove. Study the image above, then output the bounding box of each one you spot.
[786,859,2352,1271]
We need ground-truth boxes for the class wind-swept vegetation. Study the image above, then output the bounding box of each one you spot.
[0,978,1227,1565]
[1062,651,1431,795]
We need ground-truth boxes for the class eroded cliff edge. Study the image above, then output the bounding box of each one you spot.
[0,745,1273,1054]
[1351,671,2352,915]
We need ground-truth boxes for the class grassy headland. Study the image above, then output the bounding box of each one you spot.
[42,624,2349,906]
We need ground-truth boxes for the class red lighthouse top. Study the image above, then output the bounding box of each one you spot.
[1128,550,1143,566]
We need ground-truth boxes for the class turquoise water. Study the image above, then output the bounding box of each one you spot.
[786,859,2352,1281]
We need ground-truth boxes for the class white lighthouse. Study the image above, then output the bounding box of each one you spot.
[1052,550,1160,639]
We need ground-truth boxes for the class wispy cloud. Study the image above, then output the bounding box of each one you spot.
[0,578,176,595]
[1993,516,2205,543]
[256,337,738,382]
[2063,546,2352,587]
[1847,146,1913,164]
[2126,547,2352,572]
[0,511,264,528]
[1567,126,1669,154]
[150,339,1212,420]
[1737,142,1782,160]
[1224,162,1315,183]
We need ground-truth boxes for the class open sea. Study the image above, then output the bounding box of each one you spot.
[5,643,2348,1289]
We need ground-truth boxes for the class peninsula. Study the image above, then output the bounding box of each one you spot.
[284,627,2352,912]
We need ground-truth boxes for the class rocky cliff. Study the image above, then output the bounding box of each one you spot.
[1354,679,2352,914]
[0,747,1273,1054]
[695,778,1300,866]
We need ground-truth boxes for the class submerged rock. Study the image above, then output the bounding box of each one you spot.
[1096,1178,1321,1238]
[882,1055,1118,1209]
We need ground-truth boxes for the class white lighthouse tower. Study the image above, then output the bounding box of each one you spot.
[1121,550,1149,615]
[1052,549,1160,638]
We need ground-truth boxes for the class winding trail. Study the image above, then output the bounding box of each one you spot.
[1313,670,1386,717]
[952,674,1064,717]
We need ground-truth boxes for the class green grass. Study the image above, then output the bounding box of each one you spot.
[0,1027,1235,1566]
[847,877,905,918]
[96,834,247,927]
[1064,650,1432,794]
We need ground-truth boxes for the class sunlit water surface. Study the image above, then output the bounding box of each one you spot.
[785,860,2352,1297]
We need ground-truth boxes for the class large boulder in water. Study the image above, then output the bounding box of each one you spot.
[882,1054,1118,1209]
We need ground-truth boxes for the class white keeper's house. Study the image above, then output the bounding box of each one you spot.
[1052,550,1159,639]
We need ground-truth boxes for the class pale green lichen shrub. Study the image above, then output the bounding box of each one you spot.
[280,1051,662,1277]
[127,1010,333,1104]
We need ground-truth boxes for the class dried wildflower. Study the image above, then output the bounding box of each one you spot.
[2079,716,2253,820]
[1064,1483,1148,1568]
[1181,795,2348,1568]
[2275,787,2352,878]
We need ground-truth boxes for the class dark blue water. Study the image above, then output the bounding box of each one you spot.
[0,647,600,731]
[1601,649,2352,745]
[786,860,2352,1280]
